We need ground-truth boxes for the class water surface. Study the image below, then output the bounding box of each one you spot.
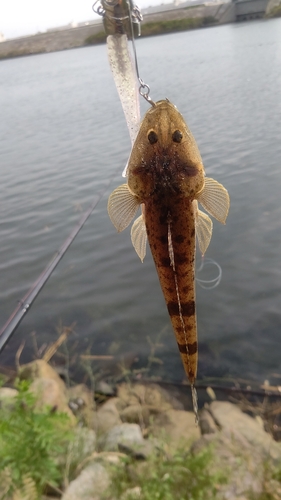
[1,19,281,385]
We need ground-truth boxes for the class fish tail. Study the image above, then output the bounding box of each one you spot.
[167,216,198,385]
[168,277,198,420]
[145,200,198,418]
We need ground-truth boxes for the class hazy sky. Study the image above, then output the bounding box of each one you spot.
[0,0,169,39]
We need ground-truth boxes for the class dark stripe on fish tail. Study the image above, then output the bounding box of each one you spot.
[181,301,195,317]
[167,300,195,317]
[160,257,171,268]
[167,301,180,316]
[177,341,197,355]
[177,342,187,354]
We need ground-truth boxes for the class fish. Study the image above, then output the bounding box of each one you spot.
[107,99,230,420]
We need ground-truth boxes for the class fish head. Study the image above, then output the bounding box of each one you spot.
[127,100,205,201]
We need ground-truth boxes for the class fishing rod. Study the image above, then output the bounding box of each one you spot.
[1,0,146,354]
[0,175,115,354]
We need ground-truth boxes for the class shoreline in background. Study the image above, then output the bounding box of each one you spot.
[0,1,280,61]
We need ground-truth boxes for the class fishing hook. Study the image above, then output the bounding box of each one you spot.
[125,0,155,106]
[139,79,155,106]
[92,0,105,16]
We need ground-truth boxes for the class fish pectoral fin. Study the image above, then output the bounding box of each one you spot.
[131,210,147,262]
[194,200,213,255]
[108,184,140,232]
[197,177,230,224]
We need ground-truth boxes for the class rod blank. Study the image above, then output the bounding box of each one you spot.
[0,179,113,354]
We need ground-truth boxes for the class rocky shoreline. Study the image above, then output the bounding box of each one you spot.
[1,359,281,499]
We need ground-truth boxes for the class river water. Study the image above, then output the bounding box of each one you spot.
[1,19,281,385]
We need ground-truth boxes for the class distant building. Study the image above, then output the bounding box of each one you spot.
[0,32,5,42]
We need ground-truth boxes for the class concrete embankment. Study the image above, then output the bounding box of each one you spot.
[0,23,104,60]
[0,3,235,60]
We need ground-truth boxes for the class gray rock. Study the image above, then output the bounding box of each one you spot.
[0,387,18,400]
[192,401,281,500]
[61,463,110,500]
[121,486,142,499]
[0,387,18,410]
[117,383,183,412]
[68,384,96,427]
[192,432,263,500]
[96,380,115,396]
[30,377,75,422]
[199,407,217,435]
[71,427,96,462]
[209,401,281,462]
[93,398,122,435]
[120,403,150,426]
[19,359,65,391]
[150,409,200,450]
[19,359,75,421]
[101,423,144,452]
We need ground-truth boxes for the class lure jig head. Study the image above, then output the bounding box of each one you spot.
[93,0,143,38]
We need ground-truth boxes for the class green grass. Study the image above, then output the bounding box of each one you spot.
[266,4,281,17]
[84,16,217,45]
[0,380,74,498]
[103,446,227,500]
[84,31,107,45]
[141,17,216,36]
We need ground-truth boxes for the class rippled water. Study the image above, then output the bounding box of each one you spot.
[1,18,281,384]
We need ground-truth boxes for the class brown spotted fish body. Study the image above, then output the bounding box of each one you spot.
[108,100,229,420]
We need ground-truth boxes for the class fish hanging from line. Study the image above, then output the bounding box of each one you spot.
[107,99,230,421]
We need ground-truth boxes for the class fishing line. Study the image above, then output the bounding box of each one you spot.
[93,0,155,105]
[126,1,155,106]
[168,218,199,424]
[196,257,222,290]
[0,171,118,354]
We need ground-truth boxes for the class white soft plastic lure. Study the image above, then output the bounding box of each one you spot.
[107,34,141,149]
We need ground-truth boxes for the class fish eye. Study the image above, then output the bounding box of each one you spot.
[147,130,158,144]
[172,130,183,143]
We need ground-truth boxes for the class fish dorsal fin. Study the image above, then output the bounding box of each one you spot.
[194,201,213,256]
[108,184,140,232]
[131,211,147,262]
[197,177,230,224]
